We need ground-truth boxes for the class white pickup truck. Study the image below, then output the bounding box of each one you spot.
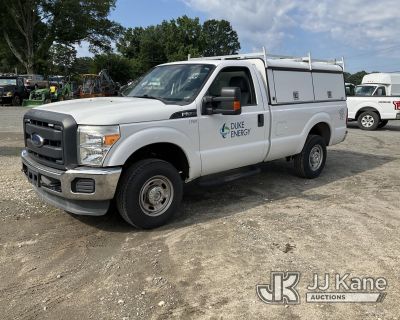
[347,73,400,130]
[21,51,347,228]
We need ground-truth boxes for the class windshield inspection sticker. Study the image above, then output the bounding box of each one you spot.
[257,272,387,305]
[220,121,251,139]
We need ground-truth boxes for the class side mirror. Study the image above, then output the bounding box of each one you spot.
[203,87,242,115]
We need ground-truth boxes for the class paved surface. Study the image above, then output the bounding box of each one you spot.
[0,107,27,133]
[0,108,399,319]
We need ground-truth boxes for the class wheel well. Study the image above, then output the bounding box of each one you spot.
[123,143,189,180]
[309,122,331,146]
[355,107,380,120]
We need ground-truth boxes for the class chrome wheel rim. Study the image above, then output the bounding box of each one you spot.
[139,175,174,217]
[309,145,323,171]
[361,115,374,128]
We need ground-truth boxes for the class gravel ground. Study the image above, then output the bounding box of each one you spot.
[0,107,399,319]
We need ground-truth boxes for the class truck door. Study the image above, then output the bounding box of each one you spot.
[198,65,269,176]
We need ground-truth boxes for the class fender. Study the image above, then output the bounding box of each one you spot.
[355,105,380,118]
[295,112,333,154]
[103,126,202,180]
[347,98,381,119]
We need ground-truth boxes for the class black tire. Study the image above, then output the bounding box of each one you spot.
[294,135,327,179]
[12,95,21,106]
[116,159,183,229]
[357,111,380,130]
[378,120,389,129]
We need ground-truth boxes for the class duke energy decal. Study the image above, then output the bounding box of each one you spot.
[220,121,251,139]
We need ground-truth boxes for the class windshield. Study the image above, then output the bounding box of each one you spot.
[0,79,17,86]
[355,85,377,96]
[120,77,143,97]
[127,64,214,104]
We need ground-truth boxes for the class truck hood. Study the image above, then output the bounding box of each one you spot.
[34,97,185,125]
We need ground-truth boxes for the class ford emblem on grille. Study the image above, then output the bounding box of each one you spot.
[31,133,45,147]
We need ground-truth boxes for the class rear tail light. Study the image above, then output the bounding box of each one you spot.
[393,101,400,110]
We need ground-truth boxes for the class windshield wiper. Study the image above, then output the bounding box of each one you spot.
[132,94,167,103]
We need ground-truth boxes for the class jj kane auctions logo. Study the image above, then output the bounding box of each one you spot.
[257,272,387,305]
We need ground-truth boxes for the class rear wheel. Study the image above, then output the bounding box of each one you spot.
[357,111,379,130]
[294,135,327,179]
[12,95,21,106]
[116,159,183,229]
[378,120,389,128]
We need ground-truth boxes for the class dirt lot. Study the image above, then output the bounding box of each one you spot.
[0,107,399,319]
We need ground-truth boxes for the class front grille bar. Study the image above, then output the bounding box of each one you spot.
[23,109,78,170]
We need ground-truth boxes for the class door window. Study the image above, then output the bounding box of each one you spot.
[374,86,386,96]
[208,67,257,106]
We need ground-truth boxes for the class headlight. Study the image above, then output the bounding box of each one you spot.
[6,91,13,97]
[78,125,120,166]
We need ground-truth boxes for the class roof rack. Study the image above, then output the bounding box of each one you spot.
[188,46,345,71]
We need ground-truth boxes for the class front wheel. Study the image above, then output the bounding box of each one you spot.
[294,135,327,179]
[116,159,183,229]
[357,111,379,130]
[12,95,21,106]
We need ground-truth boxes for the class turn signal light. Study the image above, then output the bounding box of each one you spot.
[104,134,120,146]
[233,100,241,111]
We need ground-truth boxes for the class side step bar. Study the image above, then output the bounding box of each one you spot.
[197,166,261,187]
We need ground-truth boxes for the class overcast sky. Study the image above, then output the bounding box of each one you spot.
[76,0,400,73]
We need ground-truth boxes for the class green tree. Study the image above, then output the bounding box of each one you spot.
[160,16,203,61]
[71,57,94,76]
[92,54,135,84]
[343,72,352,83]
[116,16,241,77]
[0,0,120,74]
[48,43,77,75]
[202,19,240,56]
[348,71,369,85]
[116,27,144,59]
[0,40,23,73]
[137,26,167,71]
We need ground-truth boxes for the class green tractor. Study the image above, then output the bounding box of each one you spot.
[23,80,72,107]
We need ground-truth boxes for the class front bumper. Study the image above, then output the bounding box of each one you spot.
[21,149,122,216]
[0,96,12,104]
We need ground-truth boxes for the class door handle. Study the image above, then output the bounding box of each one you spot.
[258,114,264,127]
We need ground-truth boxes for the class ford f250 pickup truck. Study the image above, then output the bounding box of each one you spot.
[347,73,400,130]
[21,50,347,228]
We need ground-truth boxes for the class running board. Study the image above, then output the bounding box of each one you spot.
[197,166,261,187]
